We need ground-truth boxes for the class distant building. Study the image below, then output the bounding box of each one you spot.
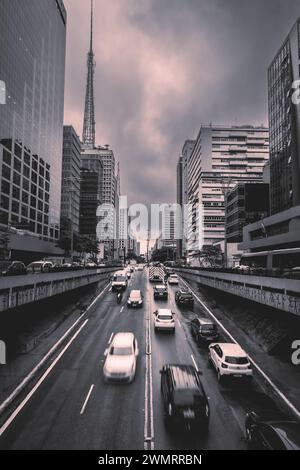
[0,0,67,260]
[79,168,100,238]
[61,126,81,236]
[177,139,195,258]
[187,125,269,258]
[225,183,270,244]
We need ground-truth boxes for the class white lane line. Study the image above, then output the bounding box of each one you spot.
[0,319,89,437]
[80,384,94,415]
[0,281,110,416]
[191,354,199,372]
[120,306,124,313]
[144,303,154,450]
[108,287,112,292]
[108,332,114,344]
[177,319,182,328]
[180,276,300,420]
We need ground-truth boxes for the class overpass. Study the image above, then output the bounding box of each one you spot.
[0,267,118,313]
[174,267,300,317]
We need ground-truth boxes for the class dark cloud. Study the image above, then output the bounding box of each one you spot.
[63,0,300,205]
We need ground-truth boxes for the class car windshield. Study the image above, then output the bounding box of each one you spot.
[173,389,204,406]
[156,287,166,291]
[225,356,248,364]
[110,346,132,356]
[158,314,172,320]
[115,275,126,282]
[201,324,217,331]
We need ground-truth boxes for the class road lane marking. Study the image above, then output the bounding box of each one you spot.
[144,305,154,450]
[0,281,111,417]
[108,333,114,344]
[191,354,199,372]
[80,384,94,415]
[120,306,124,313]
[0,319,89,437]
[180,276,300,420]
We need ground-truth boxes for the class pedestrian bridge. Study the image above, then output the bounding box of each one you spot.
[0,267,118,313]
[174,267,300,317]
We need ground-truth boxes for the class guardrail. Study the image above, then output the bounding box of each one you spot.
[0,267,118,313]
[174,267,300,317]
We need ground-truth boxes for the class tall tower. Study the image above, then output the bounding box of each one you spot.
[82,0,96,148]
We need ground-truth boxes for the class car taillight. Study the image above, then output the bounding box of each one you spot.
[221,363,228,369]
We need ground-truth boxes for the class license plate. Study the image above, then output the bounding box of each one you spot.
[234,374,243,378]
[183,409,195,419]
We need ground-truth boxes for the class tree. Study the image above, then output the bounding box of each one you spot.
[197,245,223,268]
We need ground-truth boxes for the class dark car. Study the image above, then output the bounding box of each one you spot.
[160,364,210,432]
[153,284,168,300]
[1,261,27,276]
[175,288,194,307]
[245,411,300,450]
[191,317,219,343]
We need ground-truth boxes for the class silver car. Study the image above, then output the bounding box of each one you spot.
[103,332,139,382]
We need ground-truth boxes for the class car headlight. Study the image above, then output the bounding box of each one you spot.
[127,300,131,304]
[138,300,142,304]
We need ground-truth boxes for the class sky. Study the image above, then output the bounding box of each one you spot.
[63,0,300,208]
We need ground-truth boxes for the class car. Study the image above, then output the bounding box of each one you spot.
[245,411,300,450]
[160,364,210,431]
[1,261,27,276]
[175,288,194,307]
[281,267,300,280]
[154,309,175,333]
[153,284,168,300]
[168,274,179,285]
[191,318,219,343]
[26,260,54,273]
[208,342,252,382]
[103,332,139,383]
[85,261,97,268]
[111,271,128,291]
[127,289,143,308]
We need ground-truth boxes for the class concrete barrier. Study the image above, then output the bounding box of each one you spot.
[175,268,300,317]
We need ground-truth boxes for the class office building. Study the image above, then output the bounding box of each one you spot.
[79,168,100,238]
[0,0,67,259]
[177,139,195,258]
[61,126,81,236]
[225,183,270,243]
[187,125,269,258]
[268,17,300,214]
[241,18,300,253]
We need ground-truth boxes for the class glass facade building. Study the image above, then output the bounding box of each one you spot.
[0,0,66,242]
[268,17,300,215]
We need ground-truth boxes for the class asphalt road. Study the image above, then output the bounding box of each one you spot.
[0,268,279,450]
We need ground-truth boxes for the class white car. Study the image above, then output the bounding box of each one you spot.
[154,309,175,333]
[103,332,139,383]
[127,289,143,308]
[208,343,252,382]
[168,274,179,285]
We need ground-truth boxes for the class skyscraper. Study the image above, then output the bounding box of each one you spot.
[187,125,269,258]
[61,126,81,237]
[0,0,67,258]
[177,140,195,258]
[268,17,300,214]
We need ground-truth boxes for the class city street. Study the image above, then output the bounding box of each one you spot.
[0,269,278,450]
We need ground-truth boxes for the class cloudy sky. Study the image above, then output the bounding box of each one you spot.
[63,0,300,207]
